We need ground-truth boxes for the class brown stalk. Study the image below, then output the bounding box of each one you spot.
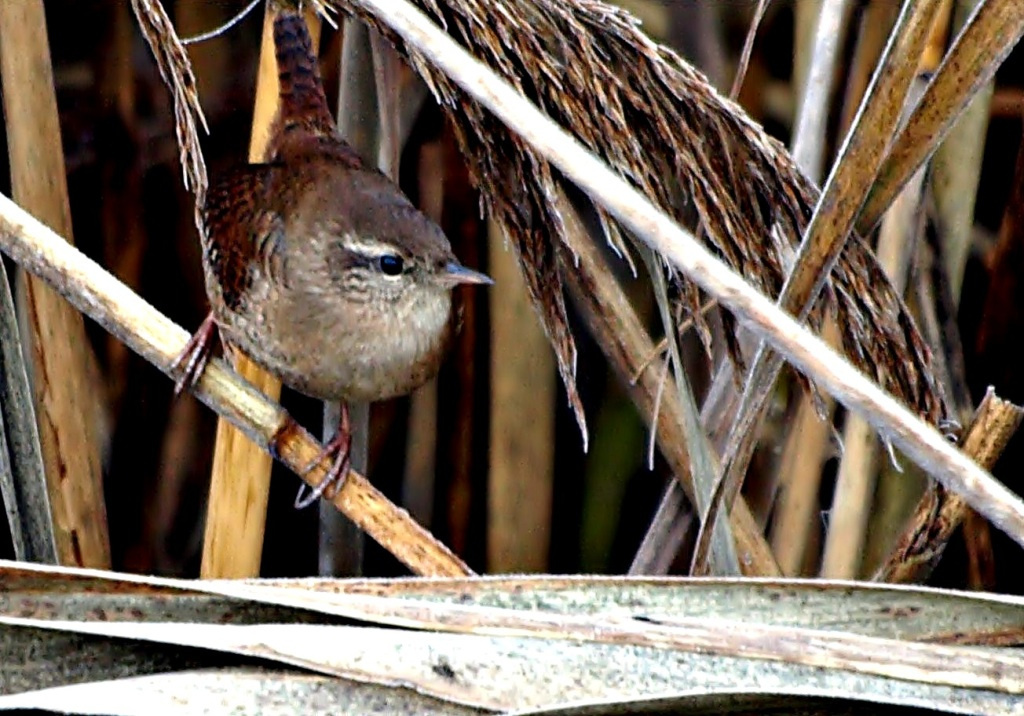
[858,0,1024,233]
[692,0,947,576]
[839,13,957,579]
[0,192,471,578]
[769,0,862,576]
[838,1,903,136]
[821,76,933,579]
[770,0,902,578]
[0,0,111,568]
[768,321,841,575]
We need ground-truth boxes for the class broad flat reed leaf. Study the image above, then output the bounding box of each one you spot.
[0,668,474,716]
[512,693,963,715]
[3,562,1024,714]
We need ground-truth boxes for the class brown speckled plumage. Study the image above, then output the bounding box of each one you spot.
[180,6,490,504]
[195,8,486,403]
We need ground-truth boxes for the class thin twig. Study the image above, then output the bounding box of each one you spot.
[630,298,718,385]
[180,0,262,45]
[728,0,771,100]
[645,248,740,576]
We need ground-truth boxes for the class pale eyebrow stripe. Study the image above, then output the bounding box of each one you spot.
[340,234,405,258]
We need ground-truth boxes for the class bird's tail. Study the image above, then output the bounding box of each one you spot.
[271,5,335,141]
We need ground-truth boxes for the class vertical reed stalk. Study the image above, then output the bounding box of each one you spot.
[201,4,321,578]
[0,0,110,568]
[488,216,555,572]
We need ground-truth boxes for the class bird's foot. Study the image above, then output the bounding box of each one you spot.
[171,313,217,395]
[293,404,352,509]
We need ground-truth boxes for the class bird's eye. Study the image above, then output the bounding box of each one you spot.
[378,254,404,276]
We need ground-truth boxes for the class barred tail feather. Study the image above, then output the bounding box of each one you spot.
[272,9,334,138]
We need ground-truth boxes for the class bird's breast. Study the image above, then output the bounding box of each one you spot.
[220,284,455,403]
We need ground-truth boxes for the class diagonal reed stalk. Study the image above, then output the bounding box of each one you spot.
[691,0,946,575]
[858,0,1024,233]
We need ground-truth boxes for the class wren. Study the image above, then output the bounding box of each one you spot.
[174,6,491,507]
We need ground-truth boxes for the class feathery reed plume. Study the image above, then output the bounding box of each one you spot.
[336,0,947,441]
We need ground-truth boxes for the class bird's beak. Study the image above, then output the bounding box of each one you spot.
[443,262,493,286]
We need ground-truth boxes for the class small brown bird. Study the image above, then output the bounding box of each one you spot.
[175,5,491,507]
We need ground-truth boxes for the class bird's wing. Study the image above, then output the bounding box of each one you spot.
[202,164,286,311]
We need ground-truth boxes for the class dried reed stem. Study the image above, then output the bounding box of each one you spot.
[877,389,1024,582]
[771,0,857,576]
[488,213,555,572]
[930,0,994,300]
[790,0,854,181]
[821,73,933,579]
[859,0,1024,232]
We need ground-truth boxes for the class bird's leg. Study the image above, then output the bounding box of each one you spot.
[293,402,352,509]
[171,313,218,395]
